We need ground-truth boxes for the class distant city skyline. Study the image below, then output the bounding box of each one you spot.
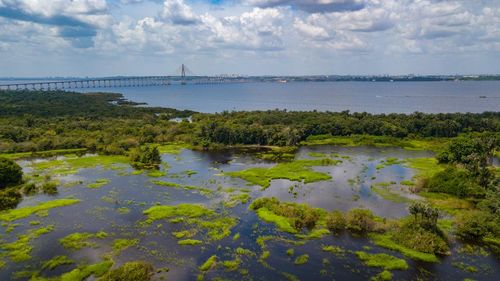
[0,0,499,76]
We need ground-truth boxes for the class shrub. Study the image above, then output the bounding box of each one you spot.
[41,181,58,195]
[454,210,499,241]
[425,167,481,198]
[326,210,346,232]
[98,261,153,281]
[23,182,38,195]
[0,157,23,188]
[392,220,449,255]
[0,188,22,211]
[249,197,324,232]
[346,209,375,233]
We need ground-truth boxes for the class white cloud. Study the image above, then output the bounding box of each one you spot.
[293,18,329,39]
[160,0,199,25]
[0,0,499,75]
[200,7,285,50]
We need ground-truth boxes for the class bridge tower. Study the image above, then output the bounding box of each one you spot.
[181,64,186,85]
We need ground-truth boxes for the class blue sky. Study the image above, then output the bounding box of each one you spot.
[0,0,499,76]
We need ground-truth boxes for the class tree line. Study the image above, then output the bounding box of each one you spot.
[0,90,499,155]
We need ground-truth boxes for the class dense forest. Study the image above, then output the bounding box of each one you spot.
[0,90,499,155]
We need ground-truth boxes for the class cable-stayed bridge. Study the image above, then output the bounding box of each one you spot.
[0,64,247,91]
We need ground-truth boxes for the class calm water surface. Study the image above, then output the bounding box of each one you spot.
[2,79,500,113]
[1,146,498,281]
[87,81,500,113]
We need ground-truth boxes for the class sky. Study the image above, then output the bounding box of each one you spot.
[0,0,499,76]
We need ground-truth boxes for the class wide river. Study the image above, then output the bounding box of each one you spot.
[86,81,500,113]
[2,79,500,113]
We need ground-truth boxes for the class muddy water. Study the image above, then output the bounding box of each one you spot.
[1,146,498,281]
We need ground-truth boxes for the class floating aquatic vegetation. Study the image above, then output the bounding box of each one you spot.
[87,178,110,188]
[150,180,213,197]
[321,245,346,256]
[98,261,154,281]
[294,254,309,265]
[222,258,240,271]
[32,155,129,175]
[355,251,408,270]
[369,233,438,263]
[59,260,113,281]
[117,207,130,215]
[370,183,412,203]
[146,170,166,177]
[178,239,203,246]
[143,204,237,241]
[372,270,393,281]
[0,225,54,262]
[59,231,108,250]
[112,238,139,252]
[198,254,217,280]
[224,193,251,208]
[226,158,340,189]
[172,229,197,239]
[42,255,74,270]
[452,261,479,273]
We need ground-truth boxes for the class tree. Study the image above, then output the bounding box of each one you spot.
[408,202,439,230]
[0,157,23,188]
[437,135,497,189]
[129,145,161,169]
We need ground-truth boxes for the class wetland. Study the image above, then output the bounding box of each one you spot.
[0,90,498,281]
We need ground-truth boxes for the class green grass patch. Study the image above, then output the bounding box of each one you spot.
[157,143,189,154]
[418,192,473,214]
[222,259,240,271]
[32,155,129,174]
[404,158,444,178]
[143,204,237,241]
[0,148,87,160]
[294,254,309,265]
[250,198,328,235]
[151,180,213,197]
[60,260,113,281]
[59,231,107,250]
[199,255,217,271]
[178,239,203,245]
[224,193,251,208]
[355,251,408,270]
[400,180,414,186]
[226,158,339,189]
[369,233,439,263]
[42,255,74,270]
[0,199,80,222]
[146,170,166,177]
[301,135,448,152]
[112,238,138,252]
[87,178,110,188]
[321,245,346,255]
[0,225,54,262]
[372,270,393,281]
[371,185,411,203]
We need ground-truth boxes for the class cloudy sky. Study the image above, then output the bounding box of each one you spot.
[0,0,499,76]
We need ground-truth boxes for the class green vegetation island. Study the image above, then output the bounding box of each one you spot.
[0,90,498,281]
